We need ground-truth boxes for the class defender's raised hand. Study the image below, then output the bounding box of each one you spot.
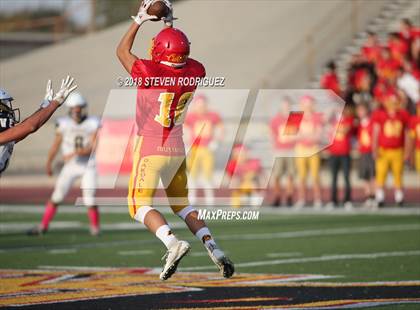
[52,75,77,105]
[45,80,53,102]
[40,80,54,108]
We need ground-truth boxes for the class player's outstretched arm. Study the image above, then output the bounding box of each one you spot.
[116,23,141,74]
[0,76,77,145]
[116,0,158,73]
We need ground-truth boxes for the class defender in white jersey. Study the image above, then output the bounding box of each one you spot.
[0,77,78,175]
[28,92,101,236]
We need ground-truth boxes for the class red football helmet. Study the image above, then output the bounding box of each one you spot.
[150,28,190,67]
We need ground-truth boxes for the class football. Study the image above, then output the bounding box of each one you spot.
[147,0,170,21]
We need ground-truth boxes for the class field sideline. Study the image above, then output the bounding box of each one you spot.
[0,205,419,309]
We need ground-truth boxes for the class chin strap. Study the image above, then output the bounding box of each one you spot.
[160,61,186,68]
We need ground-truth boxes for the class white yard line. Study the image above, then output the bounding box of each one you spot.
[38,266,119,271]
[216,224,420,241]
[38,249,420,274]
[0,222,82,232]
[2,224,419,252]
[0,206,176,214]
[0,222,185,234]
[266,252,302,258]
[118,250,154,256]
[48,249,77,255]
[239,274,340,284]
[1,205,420,215]
[179,250,420,271]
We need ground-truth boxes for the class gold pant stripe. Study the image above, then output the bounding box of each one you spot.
[128,136,143,217]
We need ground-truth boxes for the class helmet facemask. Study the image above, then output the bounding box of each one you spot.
[0,99,20,132]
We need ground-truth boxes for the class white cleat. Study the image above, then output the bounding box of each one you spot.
[159,240,190,281]
[313,200,323,210]
[90,227,100,236]
[293,200,305,210]
[344,201,354,212]
[324,202,336,211]
[206,246,235,278]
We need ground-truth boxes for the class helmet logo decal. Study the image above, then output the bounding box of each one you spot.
[166,53,187,63]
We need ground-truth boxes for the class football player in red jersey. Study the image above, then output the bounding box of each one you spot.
[320,61,341,97]
[372,91,410,207]
[408,102,420,172]
[294,95,323,209]
[355,102,376,208]
[116,0,234,281]
[226,144,262,208]
[269,97,296,206]
[185,94,224,205]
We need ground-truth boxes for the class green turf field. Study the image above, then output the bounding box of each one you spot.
[0,206,420,309]
[1,208,419,281]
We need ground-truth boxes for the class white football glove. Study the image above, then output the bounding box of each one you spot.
[40,79,54,108]
[52,75,78,105]
[131,0,158,26]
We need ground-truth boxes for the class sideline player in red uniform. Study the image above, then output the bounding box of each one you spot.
[294,95,323,209]
[372,92,410,206]
[355,102,376,207]
[408,102,420,172]
[269,97,296,206]
[116,0,234,281]
[185,94,223,205]
[226,145,262,208]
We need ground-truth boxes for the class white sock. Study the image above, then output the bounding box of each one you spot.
[155,225,178,249]
[195,227,217,252]
[188,179,197,205]
[394,189,404,203]
[202,179,215,205]
[204,188,215,205]
[375,188,385,202]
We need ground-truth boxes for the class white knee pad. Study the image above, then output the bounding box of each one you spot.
[134,206,154,223]
[177,205,196,220]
